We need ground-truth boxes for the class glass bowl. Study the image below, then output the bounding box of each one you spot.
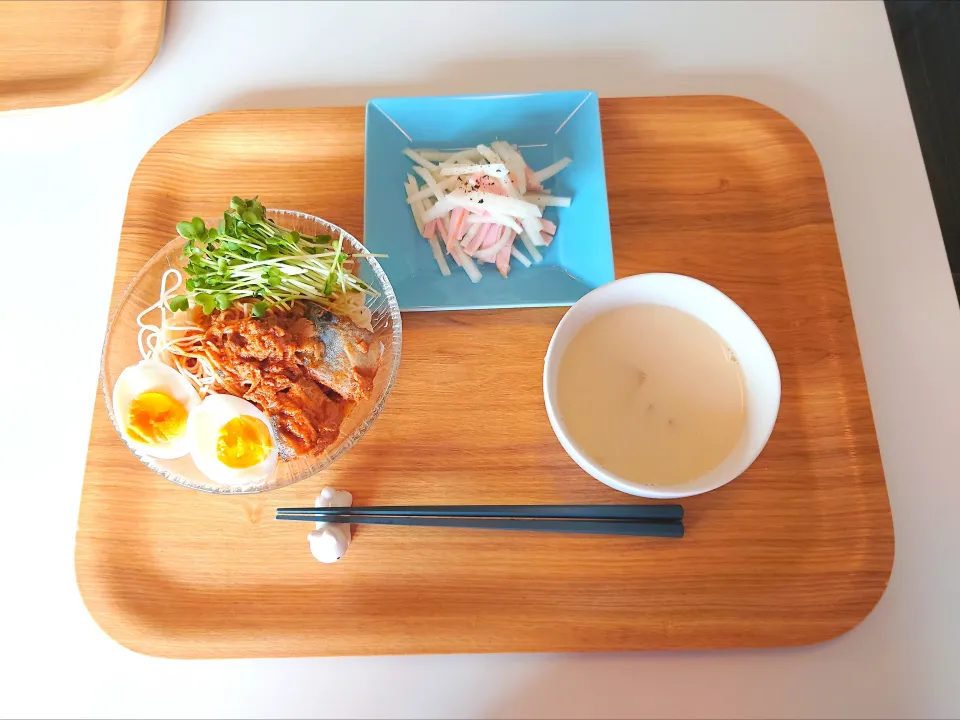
[100,209,402,494]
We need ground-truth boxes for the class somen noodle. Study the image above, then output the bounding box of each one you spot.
[136,268,222,397]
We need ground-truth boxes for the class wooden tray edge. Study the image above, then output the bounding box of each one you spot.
[0,0,166,113]
[89,0,167,108]
[75,94,896,657]
[73,554,898,660]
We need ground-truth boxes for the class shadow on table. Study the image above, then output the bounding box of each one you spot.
[482,638,907,719]
[216,52,833,129]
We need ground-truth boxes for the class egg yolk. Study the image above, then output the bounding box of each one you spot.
[126,391,188,445]
[216,415,273,469]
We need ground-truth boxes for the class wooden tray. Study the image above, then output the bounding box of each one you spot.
[76,96,894,658]
[0,1,165,112]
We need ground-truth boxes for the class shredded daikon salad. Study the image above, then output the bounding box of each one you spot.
[402,142,571,281]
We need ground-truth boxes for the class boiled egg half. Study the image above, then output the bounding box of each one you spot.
[112,360,202,459]
[187,394,279,485]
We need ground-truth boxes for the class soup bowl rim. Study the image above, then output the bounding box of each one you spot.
[542,272,781,499]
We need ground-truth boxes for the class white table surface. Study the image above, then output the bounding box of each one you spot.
[2,1,958,717]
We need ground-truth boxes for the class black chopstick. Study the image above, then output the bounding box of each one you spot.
[275,513,683,538]
[274,504,683,521]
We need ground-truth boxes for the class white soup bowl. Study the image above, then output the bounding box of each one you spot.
[543,273,780,499]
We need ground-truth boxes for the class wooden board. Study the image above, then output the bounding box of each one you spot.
[0,1,165,112]
[76,96,894,658]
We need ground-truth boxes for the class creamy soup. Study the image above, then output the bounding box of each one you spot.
[556,304,746,486]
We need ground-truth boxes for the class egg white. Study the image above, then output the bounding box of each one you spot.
[186,394,279,486]
[112,360,201,459]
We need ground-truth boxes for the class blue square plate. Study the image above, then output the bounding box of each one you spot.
[363,90,614,311]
